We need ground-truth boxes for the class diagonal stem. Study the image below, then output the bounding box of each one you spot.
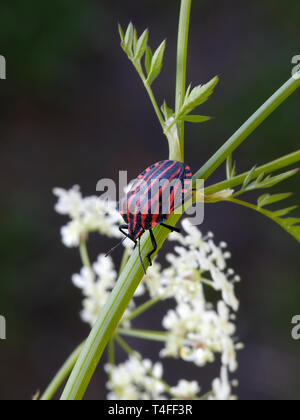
[194,76,300,183]
[204,150,300,195]
[117,328,169,342]
[40,343,84,401]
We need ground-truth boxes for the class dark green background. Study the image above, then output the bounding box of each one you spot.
[0,0,299,400]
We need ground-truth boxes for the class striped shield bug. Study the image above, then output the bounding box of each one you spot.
[106,160,192,274]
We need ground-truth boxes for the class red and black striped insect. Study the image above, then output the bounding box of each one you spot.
[106,160,192,274]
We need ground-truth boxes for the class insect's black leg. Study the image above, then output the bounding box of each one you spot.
[146,229,157,267]
[106,225,136,258]
[160,223,181,233]
[119,224,138,248]
[119,225,130,239]
[138,239,146,275]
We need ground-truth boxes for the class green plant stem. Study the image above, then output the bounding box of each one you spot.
[117,328,169,343]
[204,150,300,196]
[60,214,181,400]
[124,295,166,322]
[134,65,165,131]
[79,238,94,280]
[143,79,166,129]
[119,248,131,274]
[108,339,115,367]
[135,64,183,161]
[40,343,84,401]
[194,76,300,183]
[176,0,192,161]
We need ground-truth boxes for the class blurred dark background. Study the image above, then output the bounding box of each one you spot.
[0,0,299,400]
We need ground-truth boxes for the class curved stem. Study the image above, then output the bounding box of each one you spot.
[40,343,84,401]
[176,0,192,162]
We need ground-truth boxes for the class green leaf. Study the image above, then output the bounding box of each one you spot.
[183,115,212,123]
[161,101,174,121]
[242,165,257,190]
[145,46,153,75]
[124,22,134,58]
[177,76,219,118]
[134,29,149,61]
[237,168,299,195]
[133,29,138,52]
[273,206,299,217]
[147,40,166,85]
[258,193,293,208]
[184,84,192,102]
[226,154,236,180]
[255,169,299,189]
[256,172,265,184]
[118,24,125,43]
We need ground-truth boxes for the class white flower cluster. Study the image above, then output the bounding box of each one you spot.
[141,220,242,374]
[105,355,166,400]
[72,255,117,326]
[54,186,242,401]
[105,354,201,400]
[53,186,121,247]
[72,254,138,328]
[148,219,241,310]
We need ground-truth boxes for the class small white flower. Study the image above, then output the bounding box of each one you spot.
[171,380,200,399]
[53,186,82,218]
[105,356,166,400]
[161,300,239,372]
[210,367,237,401]
[61,220,84,247]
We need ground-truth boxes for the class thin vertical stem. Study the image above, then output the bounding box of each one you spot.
[79,238,95,281]
[108,339,115,368]
[176,0,192,162]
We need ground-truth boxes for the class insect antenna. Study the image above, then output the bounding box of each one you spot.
[105,237,126,258]
[138,238,146,275]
